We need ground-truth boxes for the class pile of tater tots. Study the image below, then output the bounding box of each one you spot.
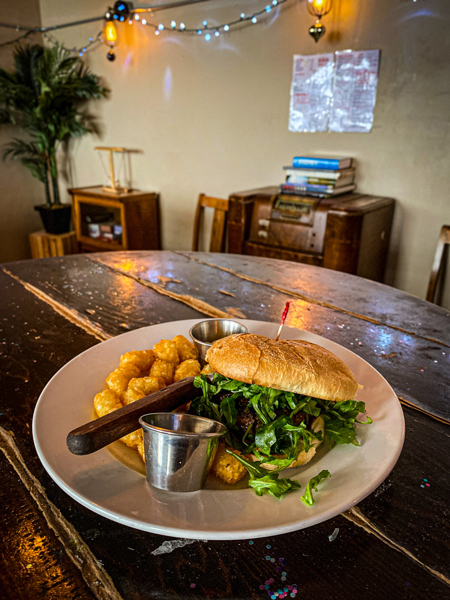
[93,335,203,461]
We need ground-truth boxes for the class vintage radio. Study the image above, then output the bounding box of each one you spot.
[227,186,395,282]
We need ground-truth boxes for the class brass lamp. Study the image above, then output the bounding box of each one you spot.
[307,0,332,43]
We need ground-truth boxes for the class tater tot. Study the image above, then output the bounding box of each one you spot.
[174,359,201,382]
[153,339,179,365]
[149,358,175,385]
[121,429,143,452]
[106,364,141,399]
[210,444,247,484]
[136,438,145,462]
[120,350,154,373]
[123,376,166,405]
[173,335,198,362]
[94,389,122,417]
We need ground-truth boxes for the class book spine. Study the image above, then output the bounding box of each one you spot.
[280,188,328,198]
[282,183,334,193]
[286,177,338,186]
[284,168,341,179]
[292,157,342,170]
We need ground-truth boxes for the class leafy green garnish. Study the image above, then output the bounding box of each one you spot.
[300,470,331,506]
[225,449,301,499]
[190,374,331,457]
[318,400,370,447]
[190,374,371,503]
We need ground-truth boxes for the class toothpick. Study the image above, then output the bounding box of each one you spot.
[275,301,291,341]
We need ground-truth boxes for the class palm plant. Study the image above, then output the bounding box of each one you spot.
[0,43,108,207]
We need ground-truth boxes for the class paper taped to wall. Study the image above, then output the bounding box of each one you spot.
[329,50,381,133]
[289,50,380,134]
[288,53,334,133]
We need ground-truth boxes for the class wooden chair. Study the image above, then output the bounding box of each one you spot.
[192,194,229,253]
[426,225,450,304]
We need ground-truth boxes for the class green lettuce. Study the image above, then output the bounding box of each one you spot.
[225,449,301,499]
[301,470,331,506]
[190,374,371,502]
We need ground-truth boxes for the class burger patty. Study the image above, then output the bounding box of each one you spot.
[235,397,260,436]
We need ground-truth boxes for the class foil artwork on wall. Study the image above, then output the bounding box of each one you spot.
[289,49,381,133]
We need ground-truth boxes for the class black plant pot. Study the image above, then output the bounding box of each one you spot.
[35,204,72,234]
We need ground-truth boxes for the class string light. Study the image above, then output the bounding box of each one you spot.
[0,0,290,56]
[129,0,289,41]
[39,30,102,59]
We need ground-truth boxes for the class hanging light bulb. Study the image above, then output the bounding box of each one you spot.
[104,20,118,44]
[103,17,117,61]
[307,0,332,43]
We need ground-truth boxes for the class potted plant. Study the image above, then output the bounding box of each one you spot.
[0,43,108,234]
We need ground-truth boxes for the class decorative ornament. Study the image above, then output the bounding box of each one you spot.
[307,0,332,43]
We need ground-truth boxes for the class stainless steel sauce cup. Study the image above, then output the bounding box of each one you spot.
[139,413,227,492]
[189,318,248,366]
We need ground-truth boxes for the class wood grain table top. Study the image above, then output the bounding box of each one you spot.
[1,251,449,600]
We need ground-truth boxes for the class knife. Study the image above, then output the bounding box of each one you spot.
[66,376,199,456]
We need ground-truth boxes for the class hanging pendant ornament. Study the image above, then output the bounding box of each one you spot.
[309,19,326,43]
[307,0,332,43]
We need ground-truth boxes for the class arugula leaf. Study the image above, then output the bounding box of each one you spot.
[356,416,373,425]
[225,449,301,499]
[300,470,331,506]
[322,418,360,446]
[249,475,301,499]
[318,399,371,447]
[220,395,238,427]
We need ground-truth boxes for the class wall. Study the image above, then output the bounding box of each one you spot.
[0,0,44,262]
[4,0,450,308]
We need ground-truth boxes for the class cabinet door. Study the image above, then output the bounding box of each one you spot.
[73,195,125,251]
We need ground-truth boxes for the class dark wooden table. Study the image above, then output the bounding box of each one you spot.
[1,251,449,600]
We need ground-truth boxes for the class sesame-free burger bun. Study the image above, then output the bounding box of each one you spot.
[206,333,359,402]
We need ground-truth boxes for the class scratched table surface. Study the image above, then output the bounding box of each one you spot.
[1,251,449,600]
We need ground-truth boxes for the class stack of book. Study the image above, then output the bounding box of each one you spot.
[280,156,356,198]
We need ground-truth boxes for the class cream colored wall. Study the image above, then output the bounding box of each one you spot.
[0,0,44,262]
[8,0,450,308]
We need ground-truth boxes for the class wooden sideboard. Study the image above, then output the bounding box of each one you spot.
[227,186,395,282]
[69,186,161,253]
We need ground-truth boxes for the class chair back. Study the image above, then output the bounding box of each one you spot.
[426,225,450,304]
[192,194,229,253]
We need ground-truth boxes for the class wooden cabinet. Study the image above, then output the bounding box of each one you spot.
[69,186,161,253]
[228,187,395,282]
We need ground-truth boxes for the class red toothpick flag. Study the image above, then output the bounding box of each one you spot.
[275,301,291,341]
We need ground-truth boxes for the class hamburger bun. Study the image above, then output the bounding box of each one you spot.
[206,333,359,402]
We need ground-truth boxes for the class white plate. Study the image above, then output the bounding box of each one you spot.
[33,319,405,540]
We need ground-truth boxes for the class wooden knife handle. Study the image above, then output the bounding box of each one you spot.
[67,377,199,456]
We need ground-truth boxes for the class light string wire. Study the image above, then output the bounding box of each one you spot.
[129,0,288,36]
[0,0,290,53]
